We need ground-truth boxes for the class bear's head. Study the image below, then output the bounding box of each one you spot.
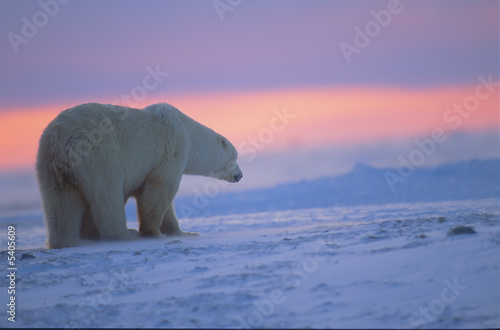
[148,102,243,183]
[212,134,243,183]
[184,130,242,183]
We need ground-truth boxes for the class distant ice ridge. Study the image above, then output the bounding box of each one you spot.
[174,158,500,218]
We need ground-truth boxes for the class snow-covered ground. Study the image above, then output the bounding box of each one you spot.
[0,160,499,328]
[0,159,500,328]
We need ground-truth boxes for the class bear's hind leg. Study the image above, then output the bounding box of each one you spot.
[42,186,89,249]
[80,208,101,241]
[160,203,199,237]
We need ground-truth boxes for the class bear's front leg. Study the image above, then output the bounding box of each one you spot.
[136,176,176,238]
[160,202,199,237]
[137,203,166,238]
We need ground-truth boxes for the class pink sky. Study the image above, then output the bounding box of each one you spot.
[0,1,498,174]
[0,84,497,171]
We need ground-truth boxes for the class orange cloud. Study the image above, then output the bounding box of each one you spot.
[0,108,60,171]
[0,85,497,171]
[164,85,498,149]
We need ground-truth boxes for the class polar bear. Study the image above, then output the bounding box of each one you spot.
[36,102,242,249]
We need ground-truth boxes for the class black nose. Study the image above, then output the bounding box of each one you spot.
[233,172,243,182]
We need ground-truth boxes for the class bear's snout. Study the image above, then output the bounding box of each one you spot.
[224,161,242,183]
[233,171,243,182]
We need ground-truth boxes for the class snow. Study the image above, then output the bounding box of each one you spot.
[174,158,500,217]
[0,160,499,328]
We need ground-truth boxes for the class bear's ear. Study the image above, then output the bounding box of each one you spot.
[219,136,228,148]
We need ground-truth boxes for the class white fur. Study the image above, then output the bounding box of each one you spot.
[36,102,242,249]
